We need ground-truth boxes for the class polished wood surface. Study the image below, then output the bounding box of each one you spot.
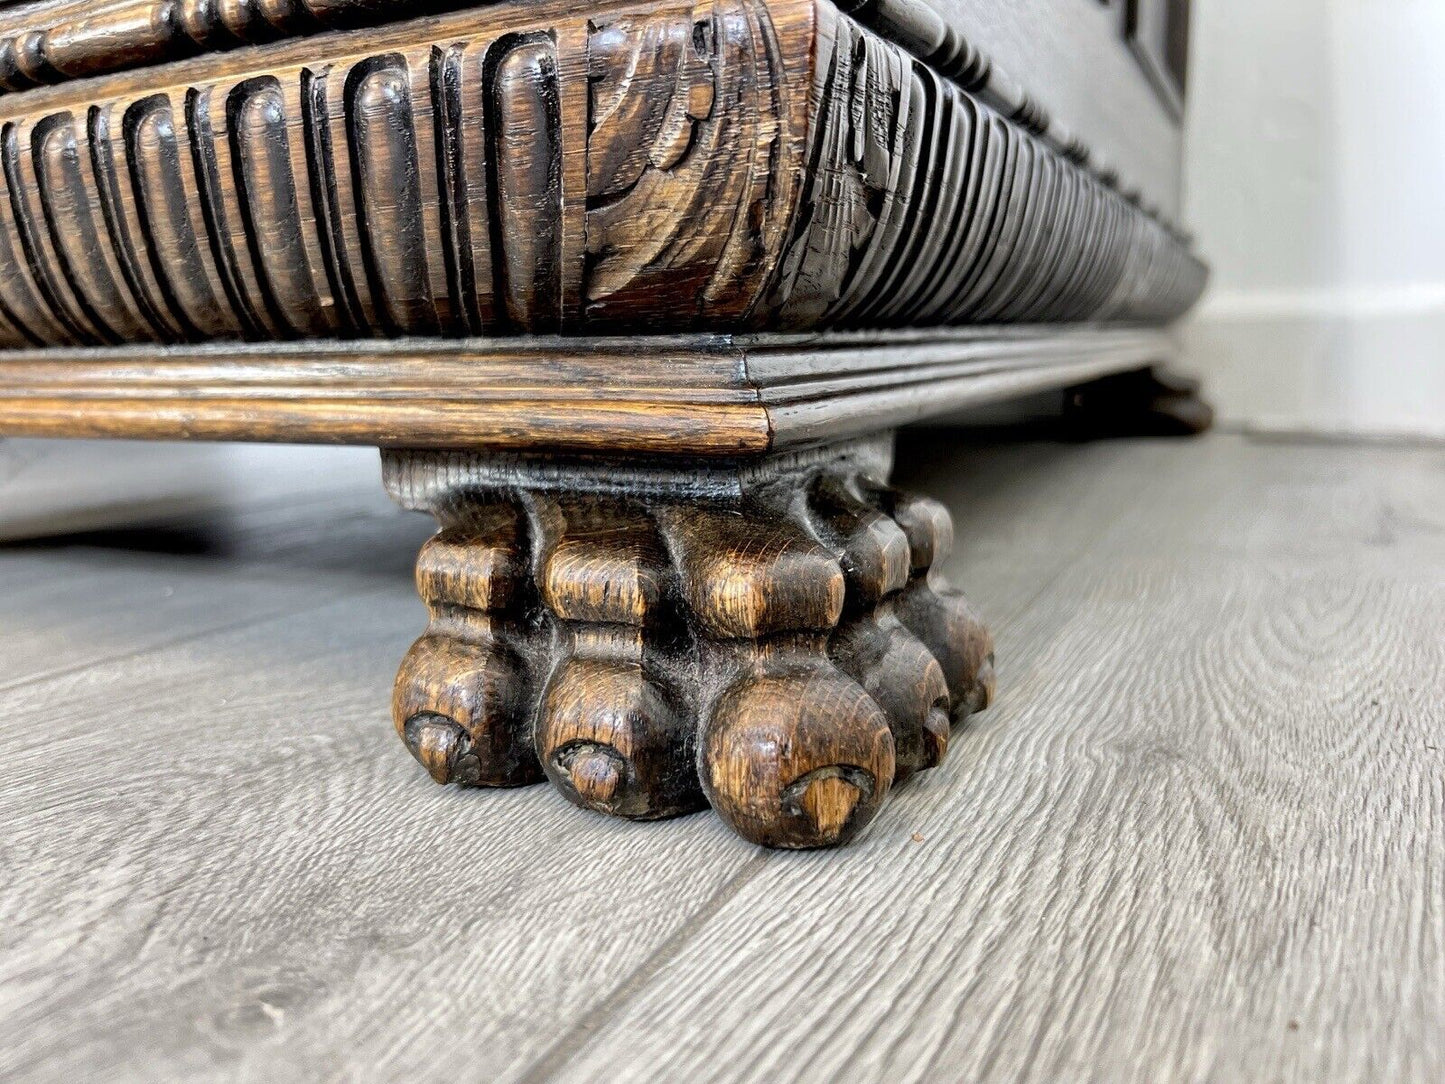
[0,0,1189,219]
[0,0,1202,353]
[0,328,1178,450]
[386,437,993,847]
[0,0,468,93]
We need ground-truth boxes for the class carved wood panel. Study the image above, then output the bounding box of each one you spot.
[0,0,809,347]
[772,3,1204,327]
[0,0,1205,352]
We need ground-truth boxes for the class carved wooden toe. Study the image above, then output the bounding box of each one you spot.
[392,514,545,787]
[385,437,995,848]
[831,615,953,778]
[533,497,704,819]
[701,663,896,848]
[393,635,539,786]
[538,656,701,819]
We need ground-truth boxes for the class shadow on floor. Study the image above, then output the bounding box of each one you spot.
[0,503,433,582]
[3,524,226,557]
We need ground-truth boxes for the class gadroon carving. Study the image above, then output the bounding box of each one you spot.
[0,0,1205,350]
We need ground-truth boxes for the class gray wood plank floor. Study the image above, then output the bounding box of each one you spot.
[1,434,1441,1083]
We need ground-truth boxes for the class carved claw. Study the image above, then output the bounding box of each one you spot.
[921,704,952,765]
[566,745,626,806]
[393,634,543,787]
[536,656,703,819]
[389,450,994,848]
[788,770,865,840]
[700,664,895,849]
[402,713,478,786]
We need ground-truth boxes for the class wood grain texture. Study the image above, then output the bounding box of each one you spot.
[0,0,474,93]
[0,0,1203,355]
[0,0,813,347]
[2,434,1441,1080]
[386,436,994,848]
[768,1,1203,329]
[0,0,1187,223]
[0,327,1177,450]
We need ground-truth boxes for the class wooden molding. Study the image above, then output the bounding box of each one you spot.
[0,0,1191,232]
[0,327,1177,451]
[0,0,457,93]
[0,0,1205,354]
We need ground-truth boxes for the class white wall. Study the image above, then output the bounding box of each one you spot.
[1182,0,1445,438]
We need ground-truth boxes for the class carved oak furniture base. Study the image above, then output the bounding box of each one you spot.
[384,438,993,848]
[0,0,1208,851]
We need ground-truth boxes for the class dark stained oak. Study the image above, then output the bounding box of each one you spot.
[0,0,1203,351]
[0,328,1179,451]
[0,0,1210,849]
[385,437,995,847]
[0,0,1190,223]
[0,0,470,93]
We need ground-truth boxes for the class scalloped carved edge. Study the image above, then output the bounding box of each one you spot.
[0,0,1204,352]
[0,0,1190,232]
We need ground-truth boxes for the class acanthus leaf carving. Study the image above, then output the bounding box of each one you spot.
[0,0,1203,352]
[582,0,795,325]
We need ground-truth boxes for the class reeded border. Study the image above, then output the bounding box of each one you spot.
[0,326,1176,451]
[0,0,1203,352]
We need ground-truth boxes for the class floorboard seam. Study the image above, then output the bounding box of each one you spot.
[512,854,773,1084]
[0,584,395,695]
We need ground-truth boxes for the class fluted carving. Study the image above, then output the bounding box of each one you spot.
[769,5,1205,326]
[0,0,803,347]
[0,0,1204,352]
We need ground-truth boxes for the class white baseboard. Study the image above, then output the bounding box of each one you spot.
[1181,289,1445,441]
